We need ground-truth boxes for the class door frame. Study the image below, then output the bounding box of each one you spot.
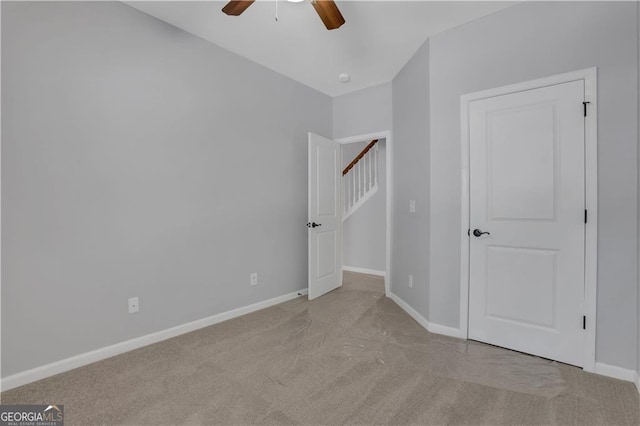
[335,130,393,297]
[459,68,598,372]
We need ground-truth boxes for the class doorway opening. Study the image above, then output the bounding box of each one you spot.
[336,131,393,296]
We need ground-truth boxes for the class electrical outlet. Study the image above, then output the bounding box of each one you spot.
[409,200,416,213]
[408,275,414,288]
[250,272,258,286]
[128,297,139,314]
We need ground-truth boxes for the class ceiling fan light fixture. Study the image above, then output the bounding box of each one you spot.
[222,0,344,30]
[287,0,305,3]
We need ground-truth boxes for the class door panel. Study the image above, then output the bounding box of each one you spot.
[316,144,338,217]
[485,246,557,329]
[308,133,342,300]
[488,104,557,221]
[468,81,585,366]
[316,230,337,279]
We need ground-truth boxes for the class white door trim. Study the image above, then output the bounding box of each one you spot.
[335,131,393,297]
[460,68,598,372]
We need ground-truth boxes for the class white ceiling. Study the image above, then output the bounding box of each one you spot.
[126,1,515,96]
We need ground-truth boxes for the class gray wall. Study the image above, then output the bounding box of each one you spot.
[391,41,430,319]
[428,1,638,369]
[1,1,332,377]
[333,82,392,140]
[333,82,392,274]
[341,140,386,272]
[4,0,639,379]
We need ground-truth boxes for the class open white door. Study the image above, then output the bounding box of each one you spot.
[308,132,342,300]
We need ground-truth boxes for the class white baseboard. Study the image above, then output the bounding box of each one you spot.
[388,291,466,340]
[594,362,637,383]
[426,321,467,339]
[1,289,305,392]
[389,293,640,385]
[342,266,386,277]
[388,292,430,330]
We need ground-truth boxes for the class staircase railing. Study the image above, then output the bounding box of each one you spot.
[343,139,379,220]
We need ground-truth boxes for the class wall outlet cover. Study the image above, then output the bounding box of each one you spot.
[128,297,139,314]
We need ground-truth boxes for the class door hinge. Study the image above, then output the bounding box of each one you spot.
[584,209,588,224]
[583,101,590,117]
[583,315,586,330]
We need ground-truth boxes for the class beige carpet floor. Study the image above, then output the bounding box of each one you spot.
[2,271,639,425]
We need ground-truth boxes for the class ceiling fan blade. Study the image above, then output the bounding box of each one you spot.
[221,1,255,16]
[311,0,345,30]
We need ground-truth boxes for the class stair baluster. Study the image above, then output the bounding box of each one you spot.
[342,139,380,221]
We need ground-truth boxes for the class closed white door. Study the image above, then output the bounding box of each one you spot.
[468,80,585,366]
[308,132,342,300]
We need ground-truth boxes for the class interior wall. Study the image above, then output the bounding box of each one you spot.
[637,0,640,382]
[390,41,430,319]
[429,1,638,370]
[1,1,332,377]
[332,82,392,140]
[341,140,386,272]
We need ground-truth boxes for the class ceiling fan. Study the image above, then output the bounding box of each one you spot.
[221,0,345,30]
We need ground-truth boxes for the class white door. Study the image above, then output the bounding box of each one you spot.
[308,132,342,300]
[468,80,585,366]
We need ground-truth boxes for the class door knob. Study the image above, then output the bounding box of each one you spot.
[307,222,322,228]
[473,229,490,237]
